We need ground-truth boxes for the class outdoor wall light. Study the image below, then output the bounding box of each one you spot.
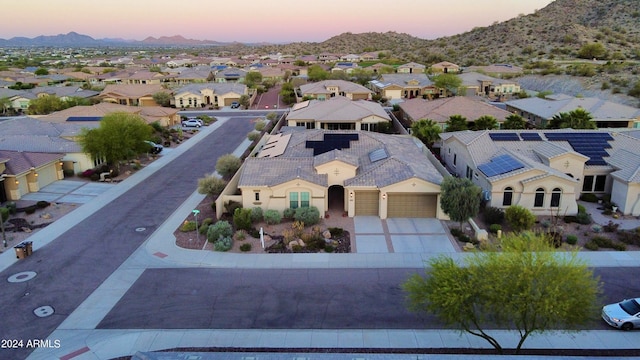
[34,173,38,177]
[382,193,387,200]
[15,180,19,185]
[349,191,354,199]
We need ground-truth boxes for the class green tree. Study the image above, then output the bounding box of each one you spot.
[505,205,536,232]
[27,95,65,115]
[63,96,90,108]
[0,97,12,115]
[197,174,228,199]
[245,71,263,88]
[350,68,375,85]
[152,92,172,107]
[215,154,242,179]
[501,114,527,129]
[410,119,441,148]
[280,82,296,104]
[307,65,329,81]
[473,115,499,130]
[432,73,462,96]
[239,94,250,109]
[577,43,607,59]
[34,67,49,76]
[439,177,481,229]
[548,109,596,129]
[78,112,153,168]
[403,232,601,354]
[445,115,468,132]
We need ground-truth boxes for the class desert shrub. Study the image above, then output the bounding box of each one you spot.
[233,208,253,231]
[199,218,213,235]
[577,204,586,214]
[291,244,303,252]
[234,230,246,241]
[207,220,233,243]
[580,193,599,203]
[213,236,233,251]
[489,224,502,234]
[215,154,242,178]
[458,234,472,243]
[324,245,335,253]
[591,224,602,233]
[240,243,252,252]
[505,205,536,232]
[248,228,260,238]
[576,212,591,224]
[566,234,578,245]
[283,208,295,219]
[23,205,38,214]
[327,227,344,237]
[603,221,619,233]
[0,207,9,222]
[264,210,282,224]
[254,121,266,132]
[224,201,242,215]
[592,235,626,251]
[247,131,261,141]
[584,240,599,250]
[618,231,640,246]
[250,207,263,223]
[294,206,320,225]
[36,200,50,208]
[5,202,16,214]
[450,228,463,237]
[483,207,505,225]
[180,221,197,232]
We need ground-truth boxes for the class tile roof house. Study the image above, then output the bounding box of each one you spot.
[38,102,180,127]
[397,62,426,74]
[173,83,248,108]
[368,73,437,101]
[429,61,460,74]
[286,96,391,131]
[98,84,169,106]
[439,129,640,216]
[398,97,514,130]
[457,72,521,99]
[233,128,445,219]
[0,149,65,201]
[505,94,640,128]
[297,80,373,102]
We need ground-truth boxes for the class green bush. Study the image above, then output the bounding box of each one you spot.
[505,205,536,232]
[199,218,213,235]
[592,235,625,250]
[283,208,295,219]
[580,193,599,203]
[254,121,266,132]
[591,224,602,233]
[233,208,253,231]
[264,209,282,224]
[0,207,9,222]
[24,205,37,215]
[247,131,261,141]
[225,200,242,215]
[566,234,578,245]
[294,206,320,225]
[327,227,344,237]
[483,207,505,225]
[250,207,263,223]
[584,240,599,250]
[213,236,233,251]
[207,220,233,243]
[450,228,463,237]
[36,201,50,209]
[577,204,586,214]
[234,230,246,241]
[180,221,197,232]
[618,231,640,246]
[324,245,335,253]
[5,202,16,214]
[489,224,502,234]
[240,243,252,252]
[576,212,591,224]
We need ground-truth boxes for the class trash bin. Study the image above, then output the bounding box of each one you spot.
[23,241,33,256]
[14,244,27,259]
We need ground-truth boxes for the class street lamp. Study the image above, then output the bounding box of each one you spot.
[192,209,200,242]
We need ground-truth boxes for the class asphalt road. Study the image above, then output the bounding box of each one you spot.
[0,117,255,359]
[97,267,640,332]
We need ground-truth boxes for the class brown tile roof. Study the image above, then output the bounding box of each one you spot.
[400,97,513,123]
[0,150,64,175]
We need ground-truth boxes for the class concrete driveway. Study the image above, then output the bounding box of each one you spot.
[18,179,114,204]
[354,216,457,253]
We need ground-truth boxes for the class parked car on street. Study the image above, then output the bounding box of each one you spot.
[143,141,163,154]
[231,101,240,109]
[602,298,640,330]
[181,118,202,127]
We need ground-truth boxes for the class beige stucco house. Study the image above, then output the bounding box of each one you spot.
[397,62,426,74]
[173,83,248,108]
[38,102,181,127]
[439,129,640,216]
[0,150,65,201]
[430,61,460,74]
[458,72,521,99]
[297,80,372,102]
[98,84,168,106]
[234,128,445,219]
[286,96,391,131]
[369,73,437,101]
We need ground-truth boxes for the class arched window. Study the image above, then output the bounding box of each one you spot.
[551,188,562,207]
[534,188,545,207]
[502,187,513,206]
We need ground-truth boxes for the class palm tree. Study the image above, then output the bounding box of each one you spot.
[502,114,527,129]
[473,115,499,130]
[411,119,442,148]
[445,115,468,132]
[548,109,596,129]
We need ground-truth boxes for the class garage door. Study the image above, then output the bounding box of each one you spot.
[387,193,437,218]
[37,165,58,188]
[354,191,379,216]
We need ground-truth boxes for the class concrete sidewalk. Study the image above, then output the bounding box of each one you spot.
[12,118,640,359]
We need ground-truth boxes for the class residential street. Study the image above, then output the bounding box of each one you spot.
[0,117,255,359]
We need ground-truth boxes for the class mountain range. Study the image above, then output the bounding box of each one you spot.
[1,0,639,67]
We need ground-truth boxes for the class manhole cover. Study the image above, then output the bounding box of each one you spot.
[135,227,146,232]
[8,271,37,283]
[34,305,54,318]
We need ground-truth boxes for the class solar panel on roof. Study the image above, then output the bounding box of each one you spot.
[305,133,359,156]
[478,154,525,177]
[369,148,388,163]
[489,133,520,141]
[520,133,542,141]
[67,116,102,121]
[543,132,613,166]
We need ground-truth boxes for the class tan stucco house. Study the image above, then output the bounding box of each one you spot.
[286,96,391,131]
[458,72,521,99]
[98,84,169,106]
[173,83,248,108]
[234,128,445,219]
[297,80,373,102]
[0,150,65,201]
[369,73,437,101]
[440,129,640,216]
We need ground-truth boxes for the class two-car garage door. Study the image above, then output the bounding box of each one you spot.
[387,193,437,218]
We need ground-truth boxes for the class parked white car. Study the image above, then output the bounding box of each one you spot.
[602,298,640,330]
[181,118,202,127]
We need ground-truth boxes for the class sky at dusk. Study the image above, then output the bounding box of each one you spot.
[3,0,555,43]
